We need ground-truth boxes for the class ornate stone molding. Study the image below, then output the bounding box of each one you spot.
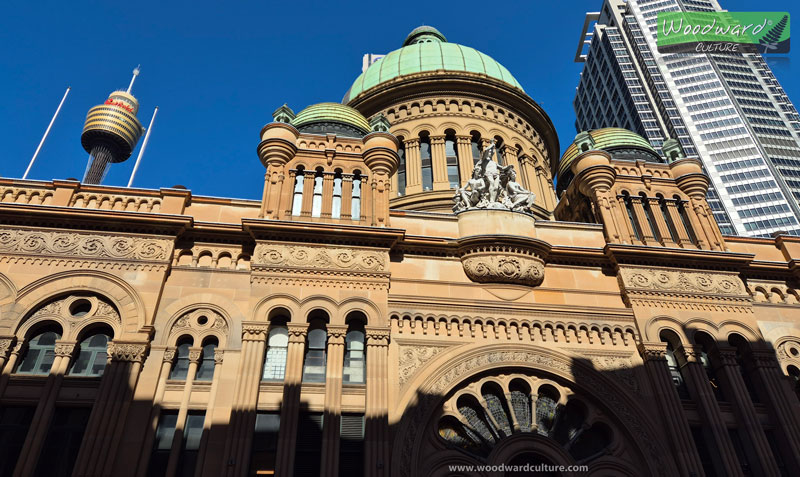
[0,228,172,261]
[638,342,667,362]
[327,325,348,345]
[188,347,203,363]
[163,347,177,363]
[54,341,77,357]
[287,323,309,343]
[170,308,228,339]
[397,344,451,387]
[253,244,387,272]
[242,322,270,341]
[0,337,16,358]
[461,250,544,287]
[365,328,390,347]
[214,349,224,364]
[108,342,149,363]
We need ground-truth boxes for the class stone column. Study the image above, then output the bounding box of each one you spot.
[430,135,449,190]
[165,347,202,477]
[72,342,149,477]
[274,323,308,477]
[749,350,800,470]
[638,343,705,477]
[665,200,695,247]
[648,197,676,246]
[365,327,390,477]
[456,136,474,186]
[341,175,353,221]
[195,350,224,475]
[404,139,422,194]
[301,170,316,218]
[503,146,521,177]
[607,194,632,244]
[712,347,779,476]
[617,196,642,244]
[677,345,744,477]
[630,197,657,245]
[136,348,177,477]
[13,340,76,477]
[222,323,269,477]
[0,337,18,398]
[321,325,347,477]
[321,172,335,219]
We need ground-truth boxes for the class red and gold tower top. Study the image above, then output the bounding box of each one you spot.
[81,89,144,163]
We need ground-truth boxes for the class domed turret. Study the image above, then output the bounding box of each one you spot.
[557,128,662,196]
[290,103,370,137]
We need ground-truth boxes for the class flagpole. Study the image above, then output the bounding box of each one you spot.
[127,106,158,187]
[23,86,70,179]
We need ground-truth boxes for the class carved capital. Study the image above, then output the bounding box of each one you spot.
[327,325,348,345]
[188,347,203,363]
[456,135,471,145]
[404,138,420,149]
[108,341,149,363]
[365,328,390,347]
[0,337,15,358]
[712,347,739,367]
[214,349,225,365]
[677,345,704,364]
[54,341,77,358]
[638,342,668,362]
[163,347,177,363]
[287,323,309,343]
[242,322,270,341]
[430,135,446,146]
[750,349,779,369]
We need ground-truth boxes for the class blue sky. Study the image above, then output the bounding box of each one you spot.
[1,0,798,199]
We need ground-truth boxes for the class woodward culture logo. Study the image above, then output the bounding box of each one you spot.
[657,12,789,54]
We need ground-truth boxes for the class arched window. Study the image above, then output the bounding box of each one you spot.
[639,192,661,241]
[494,137,505,166]
[658,195,680,243]
[169,339,192,380]
[292,166,305,216]
[311,167,324,218]
[665,342,690,399]
[68,331,110,377]
[397,139,406,196]
[195,339,217,381]
[16,329,61,375]
[419,133,433,191]
[351,171,362,220]
[695,333,725,402]
[332,170,343,219]
[343,317,365,384]
[622,192,642,240]
[470,132,482,165]
[303,318,328,383]
[445,132,460,188]
[675,196,697,244]
[263,323,288,382]
[729,334,759,403]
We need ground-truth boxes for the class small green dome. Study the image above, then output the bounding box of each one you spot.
[343,27,523,104]
[557,128,661,194]
[291,102,370,136]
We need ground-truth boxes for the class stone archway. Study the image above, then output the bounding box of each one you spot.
[391,344,674,477]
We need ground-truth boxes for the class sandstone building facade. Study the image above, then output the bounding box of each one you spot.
[1,26,800,477]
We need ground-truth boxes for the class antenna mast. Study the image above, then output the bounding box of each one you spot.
[127,106,159,187]
[23,86,71,180]
[127,65,141,94]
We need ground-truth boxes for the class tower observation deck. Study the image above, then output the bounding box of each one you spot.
[80,70,145,184]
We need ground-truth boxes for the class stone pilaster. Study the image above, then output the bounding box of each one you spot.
[677,345,744,477]
[712,348,779,475]
[196,350,225,473]
[365,327,390,477]
[13,340,77,477]
[135,347,177,477]
[430,135,449,190]
[321,325,347,477]
[665,200,695,247]
[456,136,474,186]
[165,347,203,477]
[648,197,676,246]
[630,197,657,245]
[223,323,269,477]
[404,139,421,194]
[638,342,705,477]
[274,323,308,477]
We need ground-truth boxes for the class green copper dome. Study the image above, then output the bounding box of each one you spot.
[291,102,370,136]
[343,27,523,104]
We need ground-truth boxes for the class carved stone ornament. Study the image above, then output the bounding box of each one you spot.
[452,140,536,214]
[170,308,228,338]
[0,228,171,261]
[253,244,387,272]
[457,237,548,288]
[108,342,149,362]
[397,344,450,387]
[619,267,745,295]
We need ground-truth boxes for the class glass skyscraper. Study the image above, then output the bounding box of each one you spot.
[574,0,800,236]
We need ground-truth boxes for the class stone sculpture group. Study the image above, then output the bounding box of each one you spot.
[452,139,536,214]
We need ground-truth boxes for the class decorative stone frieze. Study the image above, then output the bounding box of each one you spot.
[254,244,387,272]
[397,344,451,387]
[0,228,171,261]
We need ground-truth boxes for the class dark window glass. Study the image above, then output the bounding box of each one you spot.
[262,326,288,381]
[302,327,327,383]
[640,193,661,241]
[445,137,460,188]
[728,429,751,475]
[294,413,323,476]
[343,327,365,385]
[665,343,690,399]
[169,343,191,380]
[624,195,642,240]
[34,407,91,477]
[68,333,109,377]
[339,414,365,477]
[148,411,178,475]
[660,198,680,243]
[690,426,718,477]
[177,412,205,477]
[250,412,280,476]
[397,145,406,196]
[677,199,698,243]
[0,406,35,476]
[420,138,433,191]
[195,342,216,381]
[16,331,60,375]
[471,137,481,164]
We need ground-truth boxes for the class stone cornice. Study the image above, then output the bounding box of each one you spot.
[242,218,404,249]
[605,243,754,272]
